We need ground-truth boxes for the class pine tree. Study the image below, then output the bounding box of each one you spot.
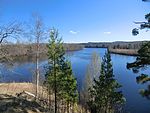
[61,61,78,113]
[127,36,150,99]
[45,28,65,113]
[88,52,125,113]
[127,0,150,99]
[45,28,78,113]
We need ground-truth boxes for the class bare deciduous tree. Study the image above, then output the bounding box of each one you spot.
[0,22,22,44]
[0,22,22,62]
[31,14,45,98]
[80,52,101,112]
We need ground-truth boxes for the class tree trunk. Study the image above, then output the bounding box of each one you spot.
[67,101,69,113]
[72,103,74,113]
[54,56,57,113]
[36,34,40,98]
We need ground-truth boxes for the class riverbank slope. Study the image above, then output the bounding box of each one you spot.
[0,83,47,113]
[0,83,87,113]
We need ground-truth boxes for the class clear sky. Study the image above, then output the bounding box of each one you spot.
[0,0,150,43]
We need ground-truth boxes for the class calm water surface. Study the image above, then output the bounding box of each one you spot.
[0,48,150,113]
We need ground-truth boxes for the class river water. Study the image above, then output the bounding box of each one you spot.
[0,48,150,113]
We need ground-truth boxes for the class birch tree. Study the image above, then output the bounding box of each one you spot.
[31,14,45,98]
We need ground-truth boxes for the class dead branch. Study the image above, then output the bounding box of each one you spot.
[0,21,22,44]
[133,21,147,24]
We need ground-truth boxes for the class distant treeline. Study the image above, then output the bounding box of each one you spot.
[64,43,84,51]
[1,41,149,57]
[81,41,149,56]
[1,43,84,57]
[81,41,148,49]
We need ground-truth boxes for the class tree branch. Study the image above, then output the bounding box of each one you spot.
[0,22,22,44]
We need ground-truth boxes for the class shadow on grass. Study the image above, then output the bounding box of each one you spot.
[0,94,49,113]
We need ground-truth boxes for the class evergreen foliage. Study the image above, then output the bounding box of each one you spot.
[88,52,125,113]
[45,28,78,113]
[132,11,150,35]
[127,41,150,99]
[127,0,150,99]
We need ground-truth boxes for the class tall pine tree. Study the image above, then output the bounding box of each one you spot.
[45,28,78,113]
[88,52,125,113]
[61,61,78,113]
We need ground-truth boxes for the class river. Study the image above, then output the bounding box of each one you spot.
[0,48,150,113]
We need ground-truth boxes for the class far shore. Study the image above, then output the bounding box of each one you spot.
[1,44,84,58]
[8,48,139,60]
[108,48,139,56]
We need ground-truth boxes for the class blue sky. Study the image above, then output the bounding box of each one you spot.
[0,0,150,43]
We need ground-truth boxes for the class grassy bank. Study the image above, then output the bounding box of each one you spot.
[0,83,87,113]
[0,83,47,113]
[0,83,36,95]
[108,48,138,56]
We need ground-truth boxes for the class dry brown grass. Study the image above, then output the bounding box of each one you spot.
[0,83,88,113]
[0,83,49,113]
[0,82,36,96]
[108,48,138,56]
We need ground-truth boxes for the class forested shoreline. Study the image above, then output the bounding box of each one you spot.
[0,43,84,57]
[1,40,148,57]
